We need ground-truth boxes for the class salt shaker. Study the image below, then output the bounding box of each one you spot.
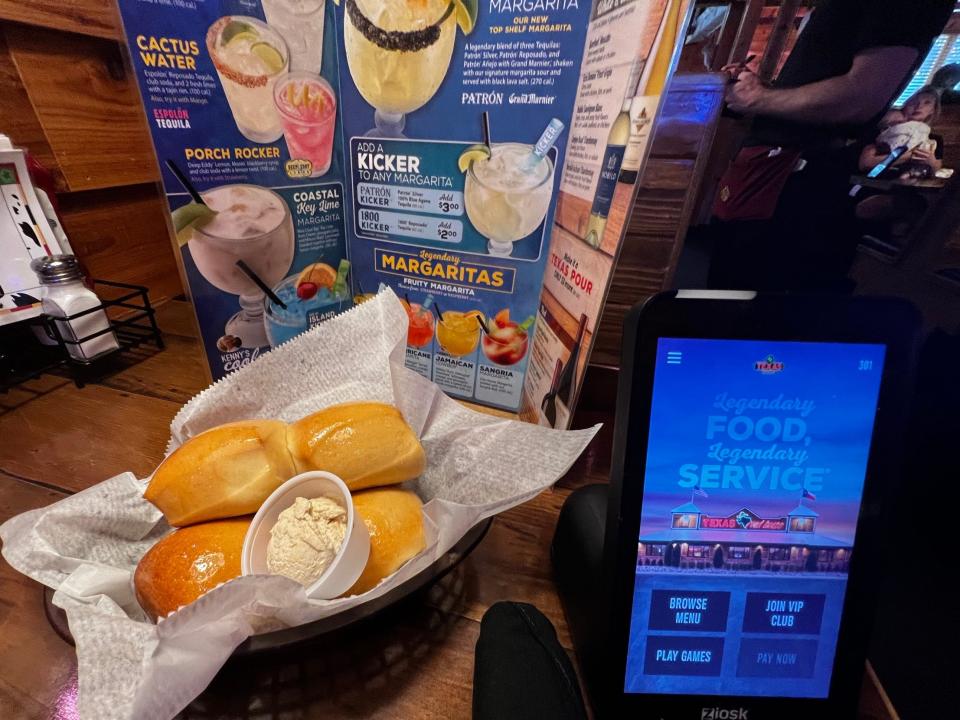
[30,255,119,361]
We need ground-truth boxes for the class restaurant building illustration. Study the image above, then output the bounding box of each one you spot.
[638,500,852,573]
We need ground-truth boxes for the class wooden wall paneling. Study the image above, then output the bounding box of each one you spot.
[731,0,766,63]
[711,1,745,71]
[660,75,727,285]
[3,24,159,191]
[757,0,802,82]
[592,177,690,366]
[0,32,66,192]
[591,74,726,367]
[57,184,182,304]
[0,1,122,41]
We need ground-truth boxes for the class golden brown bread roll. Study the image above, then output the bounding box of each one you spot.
[146,420,294,527]
[287,402,426,491]
[345,487,426,596]
[134,517,250,620]
[144,403,425,527]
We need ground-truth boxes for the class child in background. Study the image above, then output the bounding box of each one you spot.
[861,87,943,176]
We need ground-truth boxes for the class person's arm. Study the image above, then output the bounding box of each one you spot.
[859,144,888,172]
[726,46,919,124]
[911,145,942,171]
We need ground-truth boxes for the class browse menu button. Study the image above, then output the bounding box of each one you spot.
[649,590,730,632]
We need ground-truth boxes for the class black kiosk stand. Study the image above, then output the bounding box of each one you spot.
[554,292,917,720]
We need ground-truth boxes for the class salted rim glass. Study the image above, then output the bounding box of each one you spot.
[466,142,555,193]
[344,0,454,49]
[206,16,290,88]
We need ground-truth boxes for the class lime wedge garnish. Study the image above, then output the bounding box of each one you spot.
[458,143,491,172]
[226,31,259,47]
[222,20,256,44]
[453,0,478,34]
[172,202,215,247]
[251,42,285,74]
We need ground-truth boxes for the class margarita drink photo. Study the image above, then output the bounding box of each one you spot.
[274,72,337,177]
[402,298,436,348]
[264,261,351,347]
[481,309,532,366]
[185,184,295,347]
[261,0,326,73]
[207,16,289,143]
[436,309,482,357]
[343,0,475,136]
[465,142,554,256]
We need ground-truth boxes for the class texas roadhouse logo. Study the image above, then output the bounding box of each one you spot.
[754,354,784,374]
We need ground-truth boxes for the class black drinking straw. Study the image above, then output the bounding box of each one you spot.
[166,159,204,205]
[476,316,492,336]
[433,300,443,321]
[236,259,286,309]
[482,112,491,149]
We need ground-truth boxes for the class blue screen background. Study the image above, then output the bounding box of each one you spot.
[625,338,885,698]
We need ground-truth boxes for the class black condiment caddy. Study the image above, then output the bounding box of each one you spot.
[0,279,163,394]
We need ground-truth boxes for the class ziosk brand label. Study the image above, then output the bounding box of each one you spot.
[701,709,749,720]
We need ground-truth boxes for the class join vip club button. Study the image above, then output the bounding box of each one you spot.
[742,592,825,634]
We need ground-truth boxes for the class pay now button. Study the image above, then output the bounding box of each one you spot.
[737,638,818,678]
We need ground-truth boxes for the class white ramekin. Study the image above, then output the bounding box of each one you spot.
[241,470,370,599]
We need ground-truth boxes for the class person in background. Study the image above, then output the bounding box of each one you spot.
[931,63,960,105]
[855,87,945,245]
[708,0,955,292]
[860,87,943,175]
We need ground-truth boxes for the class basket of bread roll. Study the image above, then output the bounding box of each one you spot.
[0,290,599,720]
[135,401,431,618]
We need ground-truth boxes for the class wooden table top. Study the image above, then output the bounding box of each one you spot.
[0,301,898,719]
[850,173,950,193]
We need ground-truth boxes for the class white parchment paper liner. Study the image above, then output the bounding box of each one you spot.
[0,289,599,720]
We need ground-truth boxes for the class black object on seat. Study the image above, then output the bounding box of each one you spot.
[473,601,588,720]
[551,483,612,717]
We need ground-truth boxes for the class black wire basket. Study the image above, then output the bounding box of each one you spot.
[0,279,163,393]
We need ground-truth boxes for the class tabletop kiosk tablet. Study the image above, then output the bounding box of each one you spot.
[553,291,918,719]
